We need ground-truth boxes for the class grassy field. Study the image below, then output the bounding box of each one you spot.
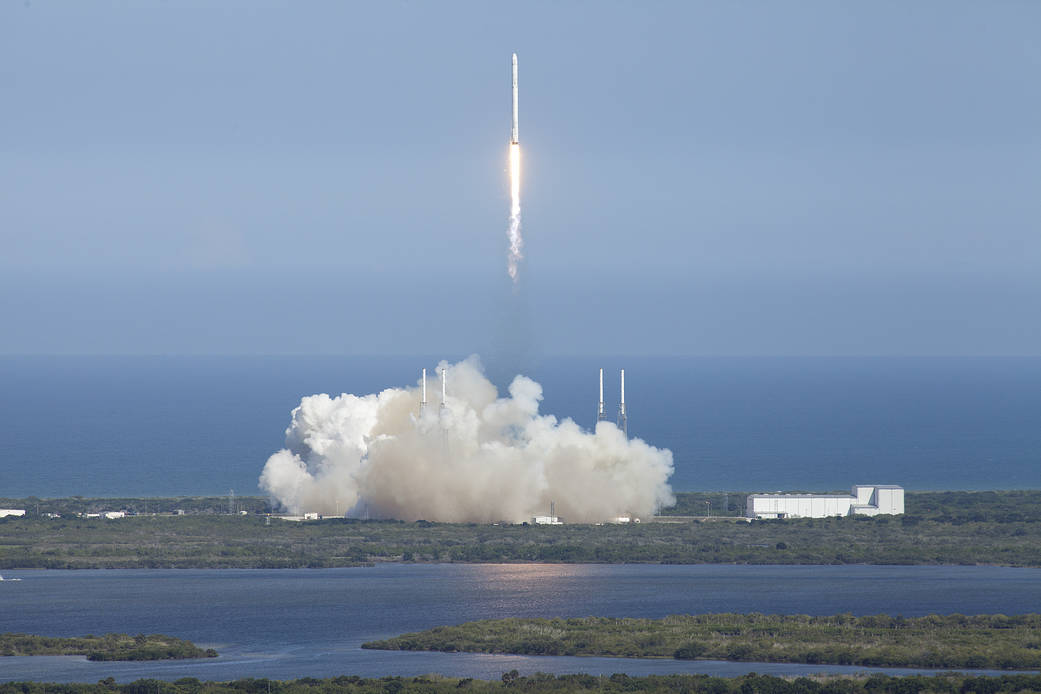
[0,491,1039,569]
[0,633,216,661]
[363,614,1041,670]
[4,672,1041,694]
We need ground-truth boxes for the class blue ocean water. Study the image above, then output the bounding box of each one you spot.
[1,564,1038,682]
[0,356,1038,497]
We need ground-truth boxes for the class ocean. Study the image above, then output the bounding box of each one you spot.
[0,356,1038,498]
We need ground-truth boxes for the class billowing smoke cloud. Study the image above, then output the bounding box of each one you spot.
[260,357,674,523]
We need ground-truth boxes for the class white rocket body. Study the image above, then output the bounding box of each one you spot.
[511,53,519,145]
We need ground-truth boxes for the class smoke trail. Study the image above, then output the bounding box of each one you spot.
[507,143,523,283]
[260,357,674,523]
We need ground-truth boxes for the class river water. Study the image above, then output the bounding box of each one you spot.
[2,564,1039,682]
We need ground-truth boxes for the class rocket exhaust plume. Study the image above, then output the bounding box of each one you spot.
[259,357,675,523]
[507,53,523,283]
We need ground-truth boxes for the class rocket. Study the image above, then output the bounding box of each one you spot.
[511,53,519,145]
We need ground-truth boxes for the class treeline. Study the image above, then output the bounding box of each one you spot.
[660,493,747,517]
[0,496,271,517]
[0,633,216,661]
[2,504,1041,569]
[902,491,1041,524]
[364,614,1041,670]
[5,672,1041,694]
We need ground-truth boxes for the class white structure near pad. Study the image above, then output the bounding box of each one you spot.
[746,485,904,519]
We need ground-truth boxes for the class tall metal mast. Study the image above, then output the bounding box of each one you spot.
[420,368,427,414]
[597,367,607,423]
[440,367,447,412]
[617,369,628,439]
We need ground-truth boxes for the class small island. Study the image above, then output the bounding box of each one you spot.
[363,614,1041,670]
[0,633,217,661]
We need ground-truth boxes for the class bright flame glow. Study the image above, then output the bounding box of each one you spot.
[507,143,523,283]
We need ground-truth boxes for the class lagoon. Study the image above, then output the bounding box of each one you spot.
[2,564,1039,682]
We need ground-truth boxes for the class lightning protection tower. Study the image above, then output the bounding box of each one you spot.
[420,368,427,415]
[439,366,447,413]
[617,369,628,439]
[596,368,608,425]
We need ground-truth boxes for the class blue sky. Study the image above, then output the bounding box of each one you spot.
[1,0,1038,356]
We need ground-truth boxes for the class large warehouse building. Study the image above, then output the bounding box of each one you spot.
[746,485,904,519]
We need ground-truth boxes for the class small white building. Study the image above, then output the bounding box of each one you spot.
[0,509,26,518]
[746,485,904,519]
[531,515,563,525]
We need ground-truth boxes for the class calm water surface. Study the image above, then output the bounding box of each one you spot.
[2,564,1039,682]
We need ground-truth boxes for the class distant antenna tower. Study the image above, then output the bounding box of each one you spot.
[439,367,447,412]
[617,369,628,439]
[550,500,556,519]
[420,368,428,414]
[596,368,608,424]
[228,489,235,515]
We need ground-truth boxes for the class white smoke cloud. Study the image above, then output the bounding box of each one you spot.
[260,357,674,523]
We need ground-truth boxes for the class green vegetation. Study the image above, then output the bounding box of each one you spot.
[1,491,1039,568]
[5,673,1041,694]
[364,614,1041,670]
[659,492,748,517]
[901,491,1041,524]
[0,633,216,661]
[0,496,271,517]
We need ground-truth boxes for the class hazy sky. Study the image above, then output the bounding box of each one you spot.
[2,1,1039,356]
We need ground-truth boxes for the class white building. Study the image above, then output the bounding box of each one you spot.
[0,509,26,518]
[746,485,904,519]
[531,515,563,525]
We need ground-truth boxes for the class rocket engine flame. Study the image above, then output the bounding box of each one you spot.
[507,142,522,282]
[259,357,675,523]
